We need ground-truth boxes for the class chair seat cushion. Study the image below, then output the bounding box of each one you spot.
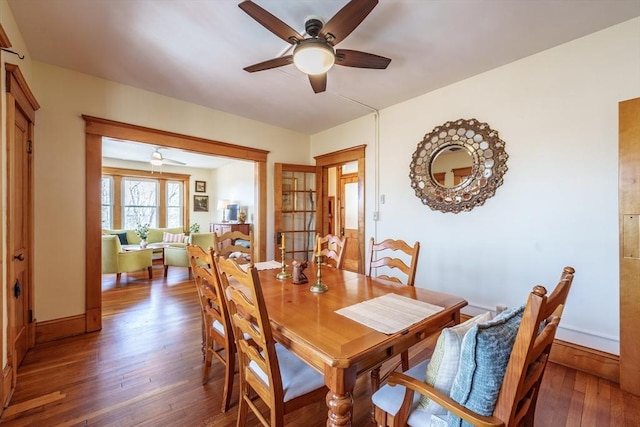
[448,305,525,427]
[372,359,436,427]
[249,343,325,402]
[212,319,225,336]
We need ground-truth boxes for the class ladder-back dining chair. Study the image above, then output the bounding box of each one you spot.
[214,255,327,427]
[367,237,421,391]
[372,266,575,427]
[186,243,236,413]
[366,237,420,286]
[319,233,346,269]
[213,229,254,264]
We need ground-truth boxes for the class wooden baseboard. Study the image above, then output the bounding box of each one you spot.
[549,339,619,383]
[35,314,87,345]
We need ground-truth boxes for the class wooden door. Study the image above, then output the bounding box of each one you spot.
[340,173,360,272]
[9,105,30,369]
[274,163,317,261]
[619,97,640,395]
[6,64,38,389]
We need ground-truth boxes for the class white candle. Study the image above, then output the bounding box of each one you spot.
[282,233,286,249]
[317,235,322,255]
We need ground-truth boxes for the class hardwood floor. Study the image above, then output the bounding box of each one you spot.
[1,265,639,426]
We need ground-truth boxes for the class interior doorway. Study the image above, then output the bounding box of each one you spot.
[84,116,269,332]
[315,146,366,273]
[339,167,360,272]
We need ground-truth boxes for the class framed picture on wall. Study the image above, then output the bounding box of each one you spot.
[194,195,209,212]
[195,180,206,193]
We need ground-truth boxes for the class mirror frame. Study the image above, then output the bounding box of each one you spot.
[409,118,508,213]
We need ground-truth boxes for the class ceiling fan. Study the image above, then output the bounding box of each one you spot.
[150,148,186,166]
[238,0,391,93]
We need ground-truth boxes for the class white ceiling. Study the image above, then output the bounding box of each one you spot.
[7,0,640,135]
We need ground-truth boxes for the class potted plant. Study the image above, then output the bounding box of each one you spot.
[135,223,150,248]
[189,223,200,234]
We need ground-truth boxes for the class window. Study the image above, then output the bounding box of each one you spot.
[166,181,182,227]
[123,178,158,229]
[102,167,190,230]
[101,176,113,229]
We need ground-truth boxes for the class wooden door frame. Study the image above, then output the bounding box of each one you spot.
[315,145,365,273]
[84,116,269,332]
[619,97,640,395]
[3,63,39,403]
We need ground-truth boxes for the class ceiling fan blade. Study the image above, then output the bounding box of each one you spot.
[320,0,378,46]
[163,158,186,166]
[308,74,327,93]
[238,1,303,44]
[244,55,293,73]
[335,49,391,69]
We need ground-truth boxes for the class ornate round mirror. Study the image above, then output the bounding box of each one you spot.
[409,118,508,213]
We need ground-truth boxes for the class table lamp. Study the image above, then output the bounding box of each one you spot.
[217,199,229,222]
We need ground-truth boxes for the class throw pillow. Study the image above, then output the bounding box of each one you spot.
[416,311,493,414]
[115,232,128,245]
[163,232,185,243]
[448,305,525,427]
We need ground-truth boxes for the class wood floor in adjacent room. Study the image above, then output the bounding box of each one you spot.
[1,264,639,426]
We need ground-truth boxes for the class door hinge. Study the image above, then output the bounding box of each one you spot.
[27,140,33,154]
[28,309,34,323]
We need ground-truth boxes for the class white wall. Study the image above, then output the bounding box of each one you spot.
[212,160,256,226]
[29,63,310,322]
[311,18,640,355]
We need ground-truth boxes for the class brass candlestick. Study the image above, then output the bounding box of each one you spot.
[276,246,291,280]
[309,253,328,293]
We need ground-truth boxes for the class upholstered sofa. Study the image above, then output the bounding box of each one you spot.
[102,227,187,247]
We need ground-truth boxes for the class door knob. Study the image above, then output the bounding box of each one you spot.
[14,253,24,261]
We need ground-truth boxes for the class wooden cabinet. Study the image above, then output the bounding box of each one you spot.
[209,223,251,249]
[209,223,250,235]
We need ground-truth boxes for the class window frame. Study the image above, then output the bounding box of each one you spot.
[102,166,190,230]
[101,175,114,229]
[122,177,159,229]
[166,180,184,228]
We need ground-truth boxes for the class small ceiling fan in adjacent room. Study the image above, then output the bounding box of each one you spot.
[150,148,186,166]
[238,0,391,93]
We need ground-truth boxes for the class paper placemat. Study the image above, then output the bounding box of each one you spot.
[240,260,282,271]
[335,293,444,334]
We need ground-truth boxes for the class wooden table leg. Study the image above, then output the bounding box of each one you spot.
[325,365,357,427]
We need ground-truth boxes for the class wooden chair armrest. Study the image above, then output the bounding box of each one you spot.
[387,372,505,427]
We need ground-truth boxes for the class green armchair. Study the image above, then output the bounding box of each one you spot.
[163,233,216,278]
[102,235,153,283]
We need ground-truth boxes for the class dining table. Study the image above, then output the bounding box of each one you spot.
[255,260,468,427]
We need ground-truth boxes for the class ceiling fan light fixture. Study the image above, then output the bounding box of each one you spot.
[150,150,163,166]
[293,39,335,75]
